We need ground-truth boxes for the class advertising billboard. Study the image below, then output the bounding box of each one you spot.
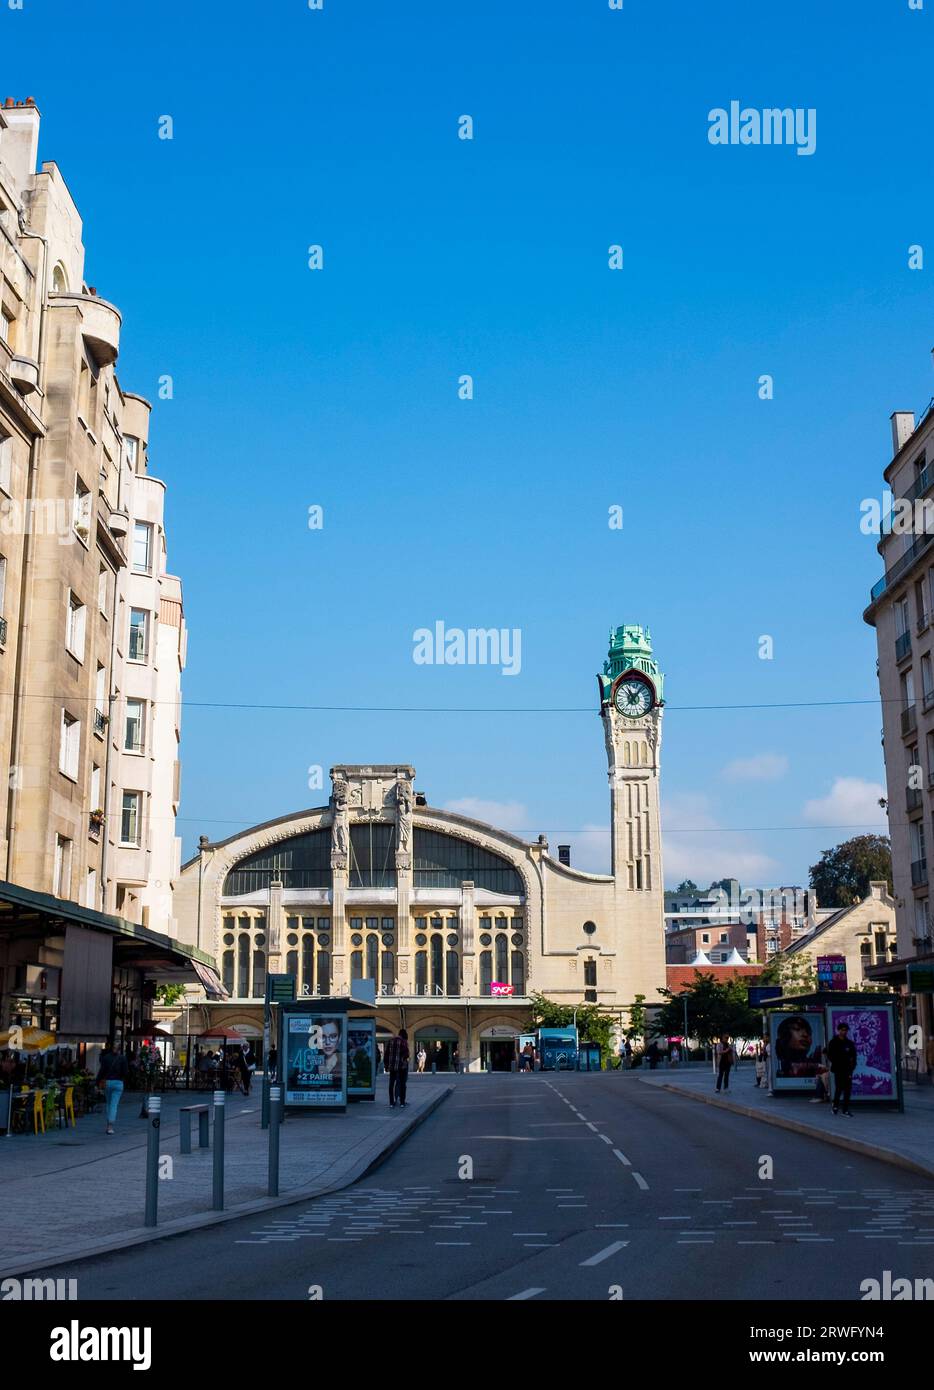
[283,1010,347,1109]
[768,1010,826,1091]
[347,1018,376,1099]
[826,1004,898,1101]
[817,955,848,991]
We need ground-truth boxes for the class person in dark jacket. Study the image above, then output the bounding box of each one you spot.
[96,1043,128,1134]
[384,1028,410,1109]
[826,1022,858,1116]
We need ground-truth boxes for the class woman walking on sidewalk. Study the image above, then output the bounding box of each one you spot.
[715,1035,735,1092]
[385,1027,410,1109]
[97,1043,128,1135]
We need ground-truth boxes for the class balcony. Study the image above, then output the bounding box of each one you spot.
[901,704,918,737]
[93,708,108,736]
[912,858,928,887]
[907,787,924,814]
[905,464,932,506]
[896,630,912,663]
[9,355,39,395]
[871,530,934,603]
[51,291,121,366]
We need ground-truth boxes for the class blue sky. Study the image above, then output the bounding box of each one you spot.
[4,0,931,886]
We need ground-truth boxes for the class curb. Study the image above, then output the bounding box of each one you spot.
[0,1085,453,1278]
[648,1079,934,1181]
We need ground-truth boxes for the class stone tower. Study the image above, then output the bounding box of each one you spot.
[597,625,667,997]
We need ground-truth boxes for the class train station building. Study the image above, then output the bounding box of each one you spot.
[172,627,669,1071]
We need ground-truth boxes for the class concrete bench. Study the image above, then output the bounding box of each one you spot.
[179,1104,210,1154]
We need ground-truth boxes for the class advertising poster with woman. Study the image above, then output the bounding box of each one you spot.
[768,1010,827,1090]
[284,1013,346,1107]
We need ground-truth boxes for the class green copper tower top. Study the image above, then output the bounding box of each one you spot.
[598,624,664,703]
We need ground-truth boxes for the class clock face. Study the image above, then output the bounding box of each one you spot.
[614,676,654,719]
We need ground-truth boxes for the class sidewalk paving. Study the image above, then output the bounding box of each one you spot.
[635,1062,934,1179]
[0,1076,451,1276]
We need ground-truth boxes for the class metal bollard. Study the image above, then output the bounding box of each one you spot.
[144,1095,162,1228]
[212,1089,225,1211]
[268,1086,281,1197]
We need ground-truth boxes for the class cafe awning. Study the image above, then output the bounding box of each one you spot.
[0,879,226,996]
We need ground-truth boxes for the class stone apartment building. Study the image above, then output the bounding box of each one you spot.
[0,97,186,931]
[863,388,934,1064]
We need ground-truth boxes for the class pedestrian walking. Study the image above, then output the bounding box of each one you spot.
[826,1021,858,1116]
[384,1027,410,1109]
[646,1040,661,1071]
[715,1035,734,1092]
[416,1046,427,1073]
[97,1042,128,1135]
[521,1041,535,1073]
[267,1045,278,1082]
[754,1044,766,1088]
[236,1043,252,1095]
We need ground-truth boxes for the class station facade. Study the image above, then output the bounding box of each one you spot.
[173,626,669,1070]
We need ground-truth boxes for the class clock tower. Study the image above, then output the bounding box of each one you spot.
[597,625,667,996]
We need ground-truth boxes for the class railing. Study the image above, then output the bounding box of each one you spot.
[901,705,918,737]
[871,530,934,604]
[911,858,928,887]
[923,689,934,714]
[94,708,108,735]
[896,630,913,663]
[905,464,932,506]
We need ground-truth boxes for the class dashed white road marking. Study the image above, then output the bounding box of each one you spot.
[612,1149,631,1167]
[509,1287,546,1301]
[585,1122,598,1132]
[580,1240,629,1266]
[599,1134,613,1146]
[632,1172,649,1191]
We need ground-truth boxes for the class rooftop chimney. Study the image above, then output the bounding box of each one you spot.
[558,845,571,866]
[891,411,916,456]
[0,98,40,197]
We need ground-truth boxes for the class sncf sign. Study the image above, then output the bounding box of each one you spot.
[491,982,515,997]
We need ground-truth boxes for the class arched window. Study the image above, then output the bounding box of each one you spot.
[366,935,379,980]
[317,951,330,994]
[286,949,298,979]
[413,828,524,895]
[252,949,265,999]
[237,934,250,996]
[445,949,460,997]
[349,823,397,888]
[415,951,427,994]
[51,263,67,293]
[222,951,234,995]
[224,829,332,895]
[495,935,508,982]
[351,950,363,980]
[479,951,492,996]
[511,950,525,995]
[302,936,314,992]
[381,951,395,991]
[430,936,443,993]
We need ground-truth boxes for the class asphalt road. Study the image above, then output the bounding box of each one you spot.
[43,1073,934,1301]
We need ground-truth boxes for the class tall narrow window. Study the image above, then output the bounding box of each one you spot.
[65,591,86,661]
[317,951,330,995]
[415,951,427,993]
[0,553,7,621]
[124,698,145,752]
[53,835,72,898]
[59,710,80,780]
[351,951,363,980]
[252,949,265,999]
[302,936,314,993]
[72,477,91,541]
[237,934,250,996]
[98,566,109,616]
[495,935,508,982]
[366,934,378,980]
[382,951,395,992]
[511,951,525,995]
[132,521,153,575]
[445,949,459,997]
[120,791,141,845]
[430,936,443,993]
[222,952,234,995]
[129,609,149,662]
[479,951,492,996]
[0,431,10,495]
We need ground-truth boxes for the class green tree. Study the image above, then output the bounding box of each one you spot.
[527,993,618,1067]
[758,952,817,997]
[809,835,891,909]
[676,880,698,894]
[650,973,761,1045]
[626,994,647,1041]
[155,983,186,1006]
